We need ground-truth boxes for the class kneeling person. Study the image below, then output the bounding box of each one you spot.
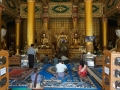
[55,60,67,78]
[78,61,87,77]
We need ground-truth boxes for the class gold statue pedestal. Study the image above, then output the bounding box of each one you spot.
[40,45,50,49]
[36,49,52,61]
[68,49,83,60]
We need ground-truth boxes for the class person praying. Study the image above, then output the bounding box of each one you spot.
[55,60,67,78]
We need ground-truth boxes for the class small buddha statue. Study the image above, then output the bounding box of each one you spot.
[110,28,120,52]
[72,33,80,48]
[73,38,80,45]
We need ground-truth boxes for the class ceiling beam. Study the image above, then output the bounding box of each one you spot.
[41,0,48,6]
[73,0,80,5]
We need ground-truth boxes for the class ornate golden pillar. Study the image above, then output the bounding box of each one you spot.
[27,0,35,46]
[72,5,78,30]
[42,6,49,30]
[84,0,93,52]
[15,18,21,55]
[102,16,108,50]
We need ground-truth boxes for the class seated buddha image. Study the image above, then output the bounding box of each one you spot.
[40,33,49,48]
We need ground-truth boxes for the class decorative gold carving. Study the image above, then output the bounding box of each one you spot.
[54,26,68,51]
[48,2,72,18]
[78,3,103,17]
[20,3,42,18]
[86,44,94,52]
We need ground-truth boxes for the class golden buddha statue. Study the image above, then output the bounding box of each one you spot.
[71,32,80,48]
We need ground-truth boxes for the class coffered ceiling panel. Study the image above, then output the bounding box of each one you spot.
[0,0,112,22]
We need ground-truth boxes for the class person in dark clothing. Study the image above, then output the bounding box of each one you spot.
[27,44,36,69]
[53,55,59,66]
[44,54,49,64]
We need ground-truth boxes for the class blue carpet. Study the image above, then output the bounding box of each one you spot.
[39,64,54,79]
[39,63,80,82]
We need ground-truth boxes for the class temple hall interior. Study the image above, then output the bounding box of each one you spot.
[0,0,120,90]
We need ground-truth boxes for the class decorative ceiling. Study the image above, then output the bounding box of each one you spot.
[2,0,119,22]
[20,0,102,5]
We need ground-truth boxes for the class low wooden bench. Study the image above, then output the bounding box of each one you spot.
[9,56,21,66]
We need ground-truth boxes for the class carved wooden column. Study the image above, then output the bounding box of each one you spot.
[0,7,2,49]
[117,4,120,26]
[102,16,108,50]
[15,17,21,55]
[42,6,49,30]
[27,0,35,46]
[72,5,78,30]
[84,0,93,52]
[0,4,5,49]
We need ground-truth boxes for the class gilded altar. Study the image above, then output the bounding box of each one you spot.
[35,19,84,60]
[36,49,53,61]
[35,26,85,58]
[68,49,83,59]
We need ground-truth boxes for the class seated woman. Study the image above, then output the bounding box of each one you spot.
[78,60,87,77]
